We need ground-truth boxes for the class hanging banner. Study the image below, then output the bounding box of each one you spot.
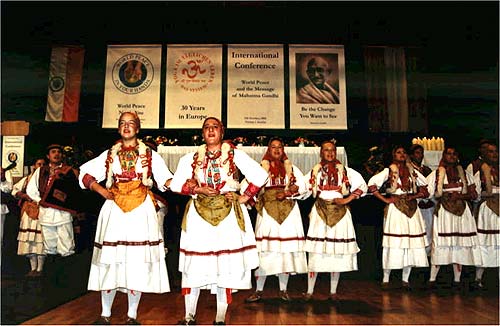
[289,45,347,130]
[2,136,25,178]
[165,44,222,128]
[102,44,162,128]
[45,46,85,122]
[227,44,284,129]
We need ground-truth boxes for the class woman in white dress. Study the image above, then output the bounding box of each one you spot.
[244,137,308,303]
[472,142,498,290]
[368,145,429,291]
[170,117,267,325]
[303,140,367,301]
[79,112,173,325]
[426,146,482,289]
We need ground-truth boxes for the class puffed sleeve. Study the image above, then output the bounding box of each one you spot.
[26,168,42,203]
[151,150,174,192]
[472,170,482,201]
[465,169,480,202]
[169,153,196,194]
[11,176,27,197]
[78,150,109,189]
[346,167,368,198]
[426,170,437,198]
[290,164,308,199]
[367,168,389,193]
[415,169,428,187]
[233,149,268,198]
[0,170,13,194]
[302,170,313,200]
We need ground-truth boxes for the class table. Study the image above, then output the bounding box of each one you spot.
[423,150,442,171]
[158,145,348,173]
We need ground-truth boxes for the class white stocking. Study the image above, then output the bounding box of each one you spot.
[278,273,289,291]
[127,290,142,319]
[307,272,318,294]
[101,290,117,318]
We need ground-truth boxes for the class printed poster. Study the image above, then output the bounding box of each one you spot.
[102,44,162,128]
[165,44,222,128]
[2,136,25,178]
[227,44,284,129]
[289,45,347,129]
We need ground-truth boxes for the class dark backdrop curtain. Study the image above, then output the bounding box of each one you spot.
[364,46,428,133]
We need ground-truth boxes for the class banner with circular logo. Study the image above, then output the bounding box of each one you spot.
[102,45,162,128]
[165,44,222,128]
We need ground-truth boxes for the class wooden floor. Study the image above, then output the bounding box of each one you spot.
[22,276,499,325]
[3,196,499,325]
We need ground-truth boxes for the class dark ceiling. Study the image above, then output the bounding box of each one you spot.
[2,1,499,71]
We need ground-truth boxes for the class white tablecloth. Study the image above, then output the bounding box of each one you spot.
[423,150,442,171]
[158,145,348,174]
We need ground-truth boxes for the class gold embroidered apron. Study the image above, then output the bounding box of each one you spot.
[435,192,467,216]
[387,195,418,218]
[315,197,347,228]
[110,180,154,213]
[481,194,499,216]
[255,188,294,225]
[182,193,245,232]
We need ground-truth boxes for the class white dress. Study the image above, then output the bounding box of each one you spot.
[426,168,482,266]
[473,168,499,267]
[78,149,173,293]
[13,176,44,256]
[304,165,367,272]
[368,168,429,269]
[169,148,267,291]
[253,164,308,277]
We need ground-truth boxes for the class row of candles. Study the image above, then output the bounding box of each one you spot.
[411,137,445,151]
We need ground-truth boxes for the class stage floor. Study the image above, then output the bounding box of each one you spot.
[20,275,499,325]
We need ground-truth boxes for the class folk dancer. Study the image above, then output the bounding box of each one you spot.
[426,146,482,289]
[79,112,173,325]
[368,145,429,290]
[472,142,499,290]
[12,158,46,276]
[26,144,77,258]
[409,143,435,255]
[303,140,367,300]
[245,137,308,303]
[169,117,267,325]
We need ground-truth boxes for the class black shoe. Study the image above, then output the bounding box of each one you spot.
[177,317,196,325]
[279,290,291,302]
[401,281,412,291]
[245,291,263,303]
[380,282,390,291]
[301,292,313,302]
[213,321,225,325]
[471,280,484,291]
[452,281,462,292]
[93,316,111,325]
[126,317,140,325]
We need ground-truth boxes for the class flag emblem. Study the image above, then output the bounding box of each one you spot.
[112,53,154,94]
[49,76,65,92]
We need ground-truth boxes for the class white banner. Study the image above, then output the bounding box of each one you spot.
[2,136,25,178]
[289,45,347,130]
[102,45,162,129]
[227,44,284,129]
[165,44,222,128]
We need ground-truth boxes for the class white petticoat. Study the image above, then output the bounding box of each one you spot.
[179,201,259,290]
[88,195,170,293]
